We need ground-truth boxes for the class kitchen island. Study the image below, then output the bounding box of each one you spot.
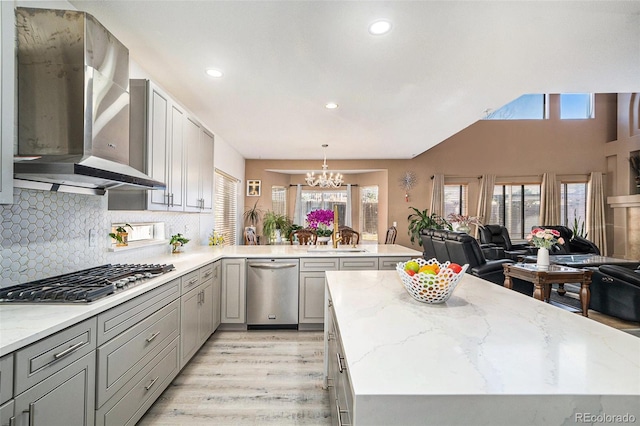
[324,270,640,426]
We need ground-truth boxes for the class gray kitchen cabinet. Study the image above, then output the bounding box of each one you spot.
[339,257,379,270]
[379,256,412,270]
[0,0,15,205]
[184,118,214,212]
[221,258,246,324]
[95,278,181,426]
[0,399,13,426]
[212,260,222,330]
[0,355,12,406]
[13,318,97,426]
[299,258,339,326]
[180,264,214,368]
[108,79,185,211]
[326,297,353,426]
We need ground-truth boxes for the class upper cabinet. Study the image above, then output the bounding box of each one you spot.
[0,1,15,205]
[108,79,213,212]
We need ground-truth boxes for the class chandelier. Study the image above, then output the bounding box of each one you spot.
[306,144,344,188]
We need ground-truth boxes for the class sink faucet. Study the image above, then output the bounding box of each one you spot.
[332,205,341,248]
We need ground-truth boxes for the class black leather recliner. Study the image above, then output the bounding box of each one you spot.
[478,224,536,260]
[533,225,600,255]
[589,265,640,322]
[420,229,514,286]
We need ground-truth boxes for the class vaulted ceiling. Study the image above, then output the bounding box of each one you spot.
[69,1,640,161]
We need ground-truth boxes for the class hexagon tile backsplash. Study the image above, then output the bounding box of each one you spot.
[1,188,203,287]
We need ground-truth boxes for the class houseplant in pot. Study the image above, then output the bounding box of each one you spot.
[306,209,335,243]
[262,211,291,244]
[407,207,451,246]
[108,223,132,247]
[170,233,190,253]
[243,200,262,230]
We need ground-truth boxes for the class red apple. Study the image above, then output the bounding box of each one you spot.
[447,263,463,273]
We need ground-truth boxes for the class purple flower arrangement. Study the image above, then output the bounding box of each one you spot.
[306,209,334,228]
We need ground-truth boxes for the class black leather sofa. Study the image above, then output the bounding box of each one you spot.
[478,224,537,261]
[533,225,600,255]
[588,265,640,322]
[421,229,517,287]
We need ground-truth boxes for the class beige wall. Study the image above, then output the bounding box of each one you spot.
[246,94,627,249]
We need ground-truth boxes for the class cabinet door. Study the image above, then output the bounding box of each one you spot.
[180,285,201,368]
[0,400,14,426]
[299,272,326,324]
[148,83,170,209]
[14,353,95,426]
[199,280,214,343]
[184,116,202,212]
[221,259,246,323]
[200,130,214,211]
[168,104,184,211]
[212,261,222,330]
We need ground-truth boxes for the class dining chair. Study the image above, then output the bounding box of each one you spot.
[385,226,397,244]
[244,228,258,245]
[340,228,360,245]
[291,228,317,245]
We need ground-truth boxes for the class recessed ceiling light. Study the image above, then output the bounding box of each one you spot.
[325,102,339,109]
[368,20,392,35]
[205,68,223,78]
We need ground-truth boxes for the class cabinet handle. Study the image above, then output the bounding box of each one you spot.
[328,299,333,307]
[203,271,212,278]
[4,415,15,426]
[336,352,345,373]
[327,332,335,341]
[53,341,85,360]
[326,377,334,388]
[336,401,349,426]
[22,403,35,426]
[146,331,161,343]
[165,193,171,206]
[144,376,160,391]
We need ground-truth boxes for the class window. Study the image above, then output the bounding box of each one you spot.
[484,94,546,120]
[560,182,587,232]
[443,185,468,217]
[271,186,286,216]
[490,184,541,239]
[214,170,239,245]
[360,186,378,242]
[560,93,594,119]
[300,191,347,225]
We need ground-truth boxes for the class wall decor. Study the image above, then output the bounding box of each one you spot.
[247,180,261,196]
[399,171,418,202]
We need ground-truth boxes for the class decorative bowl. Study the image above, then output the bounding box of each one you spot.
[396,258,468,304]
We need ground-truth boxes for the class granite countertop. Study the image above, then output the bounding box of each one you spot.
[0,244,421,356]
[325,270,640,424]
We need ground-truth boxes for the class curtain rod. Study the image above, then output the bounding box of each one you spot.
[289,184,359,187]
[430,175,482,180]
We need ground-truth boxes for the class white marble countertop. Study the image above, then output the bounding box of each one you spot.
[0,244,420,356]
[325,270,640,425]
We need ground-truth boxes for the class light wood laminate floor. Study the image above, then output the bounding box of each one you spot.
[137,330,331,426]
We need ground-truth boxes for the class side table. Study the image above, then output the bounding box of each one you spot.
[502,263,593,317]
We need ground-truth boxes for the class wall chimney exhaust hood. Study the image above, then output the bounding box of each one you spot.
[14,7,166,194]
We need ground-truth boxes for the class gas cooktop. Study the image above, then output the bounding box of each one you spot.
[0,263,175,303]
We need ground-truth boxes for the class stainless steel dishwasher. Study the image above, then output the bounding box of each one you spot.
[247,258,300,329]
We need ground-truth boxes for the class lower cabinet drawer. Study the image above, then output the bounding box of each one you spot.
[95,337,180,426]
[96,299,180,408]
[15,318,97,395]
[339,257,379,270]
[379,256,411,270]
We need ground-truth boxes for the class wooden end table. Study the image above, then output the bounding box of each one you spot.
[502,263,593,316]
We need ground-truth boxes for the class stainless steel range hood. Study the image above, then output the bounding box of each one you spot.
[14,7,165,194]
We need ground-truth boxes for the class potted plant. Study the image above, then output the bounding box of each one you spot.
[306,209,335,243]
[407,207,451,246]
[262,211,291,244]
[170,233,190,253]
[108,223,132,247]
[243,200,262,230]
[446,213,482,234]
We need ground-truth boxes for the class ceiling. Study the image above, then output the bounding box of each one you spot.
[65,1,640,161]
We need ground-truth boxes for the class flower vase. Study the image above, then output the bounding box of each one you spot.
[456,224,471,234]
[537,247,550,268]
[317,236,331,245]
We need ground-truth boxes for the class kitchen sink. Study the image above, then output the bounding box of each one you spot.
[307,247,369,253]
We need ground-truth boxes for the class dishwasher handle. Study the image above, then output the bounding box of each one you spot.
[249,262,298,270]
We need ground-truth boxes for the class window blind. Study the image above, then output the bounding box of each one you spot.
[214,170,239,246]
[271,186,286,216]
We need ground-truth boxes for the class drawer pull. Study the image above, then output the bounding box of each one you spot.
[145,376,160,391]
[203,271,212,278]
[146,331,161,343]
[53,341,85,360]
[188,278,199,286]
[327,332,335,341]
[336,401,350,426]
[336,352,345,373]
[22,403,34,426]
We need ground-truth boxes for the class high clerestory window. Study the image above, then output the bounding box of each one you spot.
[560,93,594,119]
[484,94,547,120]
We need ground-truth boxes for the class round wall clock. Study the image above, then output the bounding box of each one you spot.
[399,171,417,202]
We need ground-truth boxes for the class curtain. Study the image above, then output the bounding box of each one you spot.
[539,172,560,225]
[293,184,303,226]
[475,174,496,237]
[587,172,607,255]
[345,184,353,227]
[429,174,445,217]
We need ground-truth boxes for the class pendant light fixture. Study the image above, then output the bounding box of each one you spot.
[306,144,343,188]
